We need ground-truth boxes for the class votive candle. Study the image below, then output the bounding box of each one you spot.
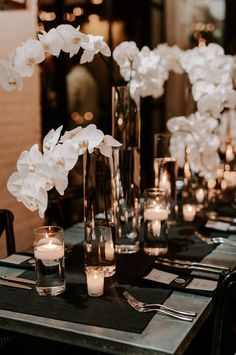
[86,268,104,297]
[183,204,196,222]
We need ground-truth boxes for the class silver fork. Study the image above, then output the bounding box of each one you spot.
[123,291,197,317]
[125,297,194,322]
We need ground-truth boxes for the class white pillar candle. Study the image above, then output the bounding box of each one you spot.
[86,268,104,297]
[159,173,171,195]
[105,241,115,261]
[34,237,64,260]
[183,204,196,222]
[196,188,205,204]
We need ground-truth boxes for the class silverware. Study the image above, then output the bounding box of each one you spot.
[124,296,194,322]
[206,213,236,224]
[195,231,236,248]
[155,258,229,274]
[0,280,32,290]
[123,291,197,317]
[0,274,35,285]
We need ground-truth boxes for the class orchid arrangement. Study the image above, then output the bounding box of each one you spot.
[178,43,236,118]
[7,124,121,218]
[2,23,236,212]
[167,113,220,180]
[0,24,111,92]
[113,41,183,104]
[165,43,236,179]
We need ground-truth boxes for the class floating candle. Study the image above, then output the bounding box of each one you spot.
[34,237,64,260]
[144,207,169,221]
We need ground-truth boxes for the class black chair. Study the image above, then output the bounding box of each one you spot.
[0,209,16,256]
[211,271,236,355]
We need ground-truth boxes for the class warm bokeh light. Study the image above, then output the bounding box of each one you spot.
[38,11,56,22]
[64,12,76,22]
[88,14,100,23]
[91,0,103,4]
[73,7,84,16]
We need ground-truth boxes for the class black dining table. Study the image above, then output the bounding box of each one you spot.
[0,201,235,355]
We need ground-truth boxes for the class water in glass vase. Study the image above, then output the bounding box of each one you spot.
[153,157,177,225]
[84,222,116,277]
[143,208,168,256]
[35,256,65,296]
[113,147,140,254]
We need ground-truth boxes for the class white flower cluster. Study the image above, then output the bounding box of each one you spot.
[0,24,111,92]
[113,41,183,104]
[7,124,121,218]
[179,43,236,117]
[167,113,220,180]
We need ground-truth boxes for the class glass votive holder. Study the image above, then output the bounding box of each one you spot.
[182,204,197,222]
[143,188,169,256]
[86,267,104,297]
[33,226,65,296]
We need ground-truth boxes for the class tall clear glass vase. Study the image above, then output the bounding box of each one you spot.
[112,85,141,254]
[83,150,116,277]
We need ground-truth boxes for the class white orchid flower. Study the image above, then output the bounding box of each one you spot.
[0,59,23,91]
[20,183,48,218]
[43,125,63,154]
[197,94,224,118]
[113,41,139,67]
[59,126,83,143]
[71,124,104,155]
[16,144,44,175]
[223,89,236,109]
[56,24,88,58]
[13,39,45,77]
[80,35,111,64]
[49,140,78,171]
[7,171,24,200]
[38,28,64,57]
[97,135,122,157]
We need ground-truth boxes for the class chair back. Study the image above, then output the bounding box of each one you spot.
[0,209,16,256]
[211,270,236,355]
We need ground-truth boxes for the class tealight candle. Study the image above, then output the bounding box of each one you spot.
[105,240,115,261]
[183,204,196,222]
[86,268,104,297]
[196,188,205,204]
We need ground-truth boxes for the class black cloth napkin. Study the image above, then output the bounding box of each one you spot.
[0,245,172,334]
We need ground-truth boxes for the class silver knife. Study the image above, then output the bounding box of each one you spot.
[0,274,35,285]
[0,280,32,290]
[156,258,229,271]
[154,260,227,274]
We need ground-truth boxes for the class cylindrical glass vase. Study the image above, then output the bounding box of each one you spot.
[83,149,116,275]
[112,85,141,254]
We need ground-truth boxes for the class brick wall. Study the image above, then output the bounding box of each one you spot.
[0,1,43,258]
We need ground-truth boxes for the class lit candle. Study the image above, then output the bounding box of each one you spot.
[105,240,115,261]
[196,188,205,204]
[152,220,161,236]
[225,144,235,162]
[144,207,169,221]
[86,268,104,297]
[159,173,171,194]
[183,204,196,222]
[34,237,64,260]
